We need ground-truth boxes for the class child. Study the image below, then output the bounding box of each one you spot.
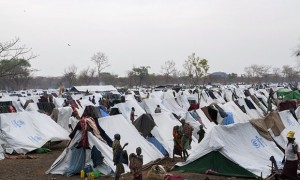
[129,147,143,180]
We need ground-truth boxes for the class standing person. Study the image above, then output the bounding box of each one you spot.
[281,131,299,180]
[172,125,183,161]
[180,119,193,160]
[91,96,96,105]
[197,125,205,143]
[63,99,69,107]
[129,147,143,180]
[154,105,161,113]
[267,88,275,113]
[113,134,125,180]
[130,107,137,123]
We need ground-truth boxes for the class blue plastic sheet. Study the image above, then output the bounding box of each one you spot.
[146,137,168,157]
[99,108,109,117]
[223,112,234,125]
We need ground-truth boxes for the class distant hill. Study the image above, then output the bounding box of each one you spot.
[210,72,227,77]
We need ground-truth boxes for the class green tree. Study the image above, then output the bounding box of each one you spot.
[0,38,36,81]
[183,53,209,85]
[129,66,151,87]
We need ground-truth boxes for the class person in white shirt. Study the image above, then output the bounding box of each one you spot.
[281,131,299,180]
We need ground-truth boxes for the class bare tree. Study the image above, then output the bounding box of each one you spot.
[161,60,178,83]
[272,67,281,83]
[62,65,78,87]
[91,52,110,77]
[77,67,96,85]
[244,64,271,83]
[282,65,298,83]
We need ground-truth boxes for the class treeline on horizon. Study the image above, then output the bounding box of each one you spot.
[1,38,300,90]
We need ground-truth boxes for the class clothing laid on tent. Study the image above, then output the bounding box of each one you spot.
[278,100,297,111]
[0,101,17,113]
[69,117,112,147]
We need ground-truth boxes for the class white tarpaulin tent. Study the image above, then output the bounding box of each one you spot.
[176,94,190,110]
[195,109,216,132]
[55,107,73,132]
[176,122,284,178]
[271,110,300,149]
[151,112,198,157]
[150,112,182,156]
[70,85,117,93]
[219,101,251,124]
[237,98,264,119]
[114,100,145,122]
[140,98,170,114]
[0,111,70,154]
[98,115,164,164]
[162,98,187,117]
[46,131,126,176]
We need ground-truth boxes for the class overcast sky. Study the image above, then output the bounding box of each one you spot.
[1,0,300,77]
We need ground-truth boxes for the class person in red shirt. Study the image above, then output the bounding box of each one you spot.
[130,107,137,123]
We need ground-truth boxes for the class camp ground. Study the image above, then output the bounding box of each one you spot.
[1,84,300,179]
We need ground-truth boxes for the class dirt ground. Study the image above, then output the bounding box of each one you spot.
[0,141,257,180]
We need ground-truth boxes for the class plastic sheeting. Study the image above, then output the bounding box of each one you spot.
[151,112,181,156]
[219,101,251,123]
[47,131,120,176]
[162,98,187,117]
[176,94,190,110]
[98,115,164,164]
[176,122,284,178]
[195,109,216,132]
[115,100,145,122]
[222,112,234,125]
[140,98,170,114]
[271,110,300,149]
[0,111,70,154]
[56,107,73,132]
[147,137,168,157]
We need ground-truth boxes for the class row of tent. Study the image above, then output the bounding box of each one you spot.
[0,86,299,178]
